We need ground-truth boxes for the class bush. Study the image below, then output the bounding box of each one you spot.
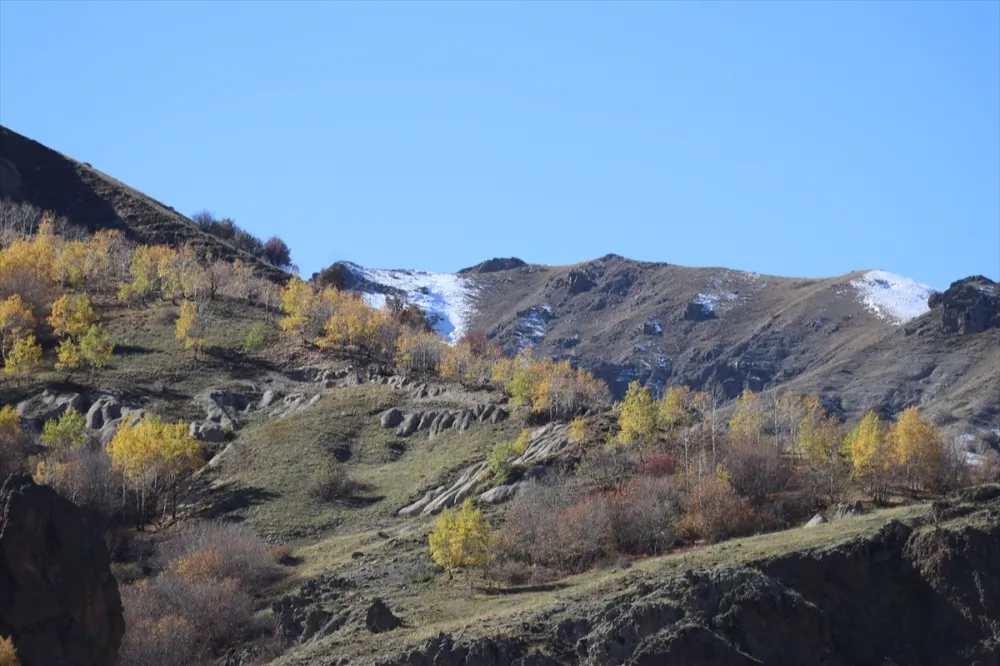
[110,562,144,585]
[723,438,791,502]
[577,446,642,491]
[0,636,17,666]
[607,476,681,555]
[243,322,267,352]
[640,453,677,477]
[678,474,757,543]
[307,462,355,502]
[268,545,295,565]
[159,521,276,592]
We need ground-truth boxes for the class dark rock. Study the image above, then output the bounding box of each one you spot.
[928,275,999,334]
[0,474,124,666]
[567,269,596,294]
[366,598,401,633]
[684,300,714,321]
[490,407,509,424]
[457,257,527,274]
[833,501,863,520]
[381,408,404,428]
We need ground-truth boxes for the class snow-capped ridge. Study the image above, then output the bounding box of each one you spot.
[850,270,936,324]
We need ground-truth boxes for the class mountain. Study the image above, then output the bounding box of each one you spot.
[0,125,288,283]
[336,257,1000,433]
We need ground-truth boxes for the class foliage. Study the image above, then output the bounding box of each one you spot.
[262,236,292,268]
[278,276,315,339]
[482,430,531,486]
[844,411,893,505]
[307,462,356,501]
[888,407,945,492]
[395,330,447,372]
[728,389,765,446]
[41,407,88,450]
[174,300,205,354]
[0,405,23,476]
[569,417,588,443]
[0,293,35,359]
[429,497,492,577]
[242,321,267,352]
[659,385,695,429]
[0,636,18,666]
[3,334,42,381]
[79,324,114,369]
[723,435,791,502]
[440,330,501,387]
[55,338,82,372]
[615,381,658,447]
[678,473,757,543]
[48,292,96,337]
[503,355,609,419]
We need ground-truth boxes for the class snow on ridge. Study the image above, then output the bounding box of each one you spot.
[850,270,936,324]
[347,264,478,343]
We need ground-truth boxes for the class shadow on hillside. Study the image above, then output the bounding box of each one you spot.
[203,345,280,376]
[339,494,384,509]
[478,582,573,596]
[199,485,280,519]
[114,344,154,356]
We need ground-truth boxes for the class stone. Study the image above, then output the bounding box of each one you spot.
[684,300,714,321]
[804,514,828,528]
[395,413,421,438]
[381,408,404,428]
[0,475,124,666]
[567,269,596,294]
[833,501,864,521]
[365,598,401,633]
[190,421,226,443]
[479,483,520,505]
[259,389,280,409]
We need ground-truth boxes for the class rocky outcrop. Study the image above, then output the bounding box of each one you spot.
[0,474,124,666]
[927,275,1000,335]
[366,598,402,633]
[17,391,143,445]
[271,575,352,645]
[385,405,508,440]
[381,487,1000,666]
[458,257,527,274]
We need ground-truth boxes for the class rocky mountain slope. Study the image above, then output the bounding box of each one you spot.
[335,258,1000,434]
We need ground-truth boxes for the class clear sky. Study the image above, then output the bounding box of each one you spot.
[1,1,997,288]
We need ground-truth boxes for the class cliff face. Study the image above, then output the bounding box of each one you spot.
[378,486,1000,666]
[0,474,124,666]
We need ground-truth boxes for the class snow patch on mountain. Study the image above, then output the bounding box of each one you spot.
[850,270,935,324]
[344,263,478,342]
[514,304,552,348]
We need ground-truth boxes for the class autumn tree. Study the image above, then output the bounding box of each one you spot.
[844,411,893,505]
[106,414,204,525]
[78,325,114,372]
[48,293,96,338]
[175,301,206,357]
[3,334,42,382]
[888,407,945,493]
[41,407,88,451]
[262,236,292,268]
[797,397,849,503]
[615,381,658,449]
[278,276,315,340]
[0,294,35,360]
[729,389,766,447]
[0,217,58,309]
[428,497,492,581]
[0,405,23,476]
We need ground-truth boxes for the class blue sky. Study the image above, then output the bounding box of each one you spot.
[1,1,997,289]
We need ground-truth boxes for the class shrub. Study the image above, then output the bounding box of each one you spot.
[159,521,276,592]
[723,438,791,502]
[577,445,642,491]
[307,462,355,502]
[0,636,18,666]
[268,545,295,565]
[429,498,492,578]
[607,476,681,555]
[110,562,144,585]
[243,322,267,352]
[678,473,757,543]
[640,453,676,477]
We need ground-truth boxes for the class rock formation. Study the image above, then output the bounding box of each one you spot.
[0,474,124,666]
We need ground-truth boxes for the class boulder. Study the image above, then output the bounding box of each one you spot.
[365,598,401,633]
[381,408,404,429]
[259,389,281,409]
[567,269,596,294]
[0,475,124,666]
[190,420,227,443]
[85,396,121,431]
[804,514,828,528]
[17,390,87,423]
[684,300,714,321]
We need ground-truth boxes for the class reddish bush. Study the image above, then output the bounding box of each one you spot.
[641,453,677,477]
[723,438,791,502]
[607,476,681,555]
[678,475,757,543]
[160,521,276,592]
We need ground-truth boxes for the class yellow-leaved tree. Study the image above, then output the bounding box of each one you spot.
[844,411,893,505]
[175,301,206,357]
[0,635,18,666]
[728,389,766,447]
[278,276,315,340]
[79,325,113,372]
[0,404,23,476]
[428,497,492,582]
[47,293,96,338]
[106,414,204,525]
[659,385,694,430]
[615,381,658,448]
[3,334,42,383]
[888,407,945,493]
[0,294,35,360]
